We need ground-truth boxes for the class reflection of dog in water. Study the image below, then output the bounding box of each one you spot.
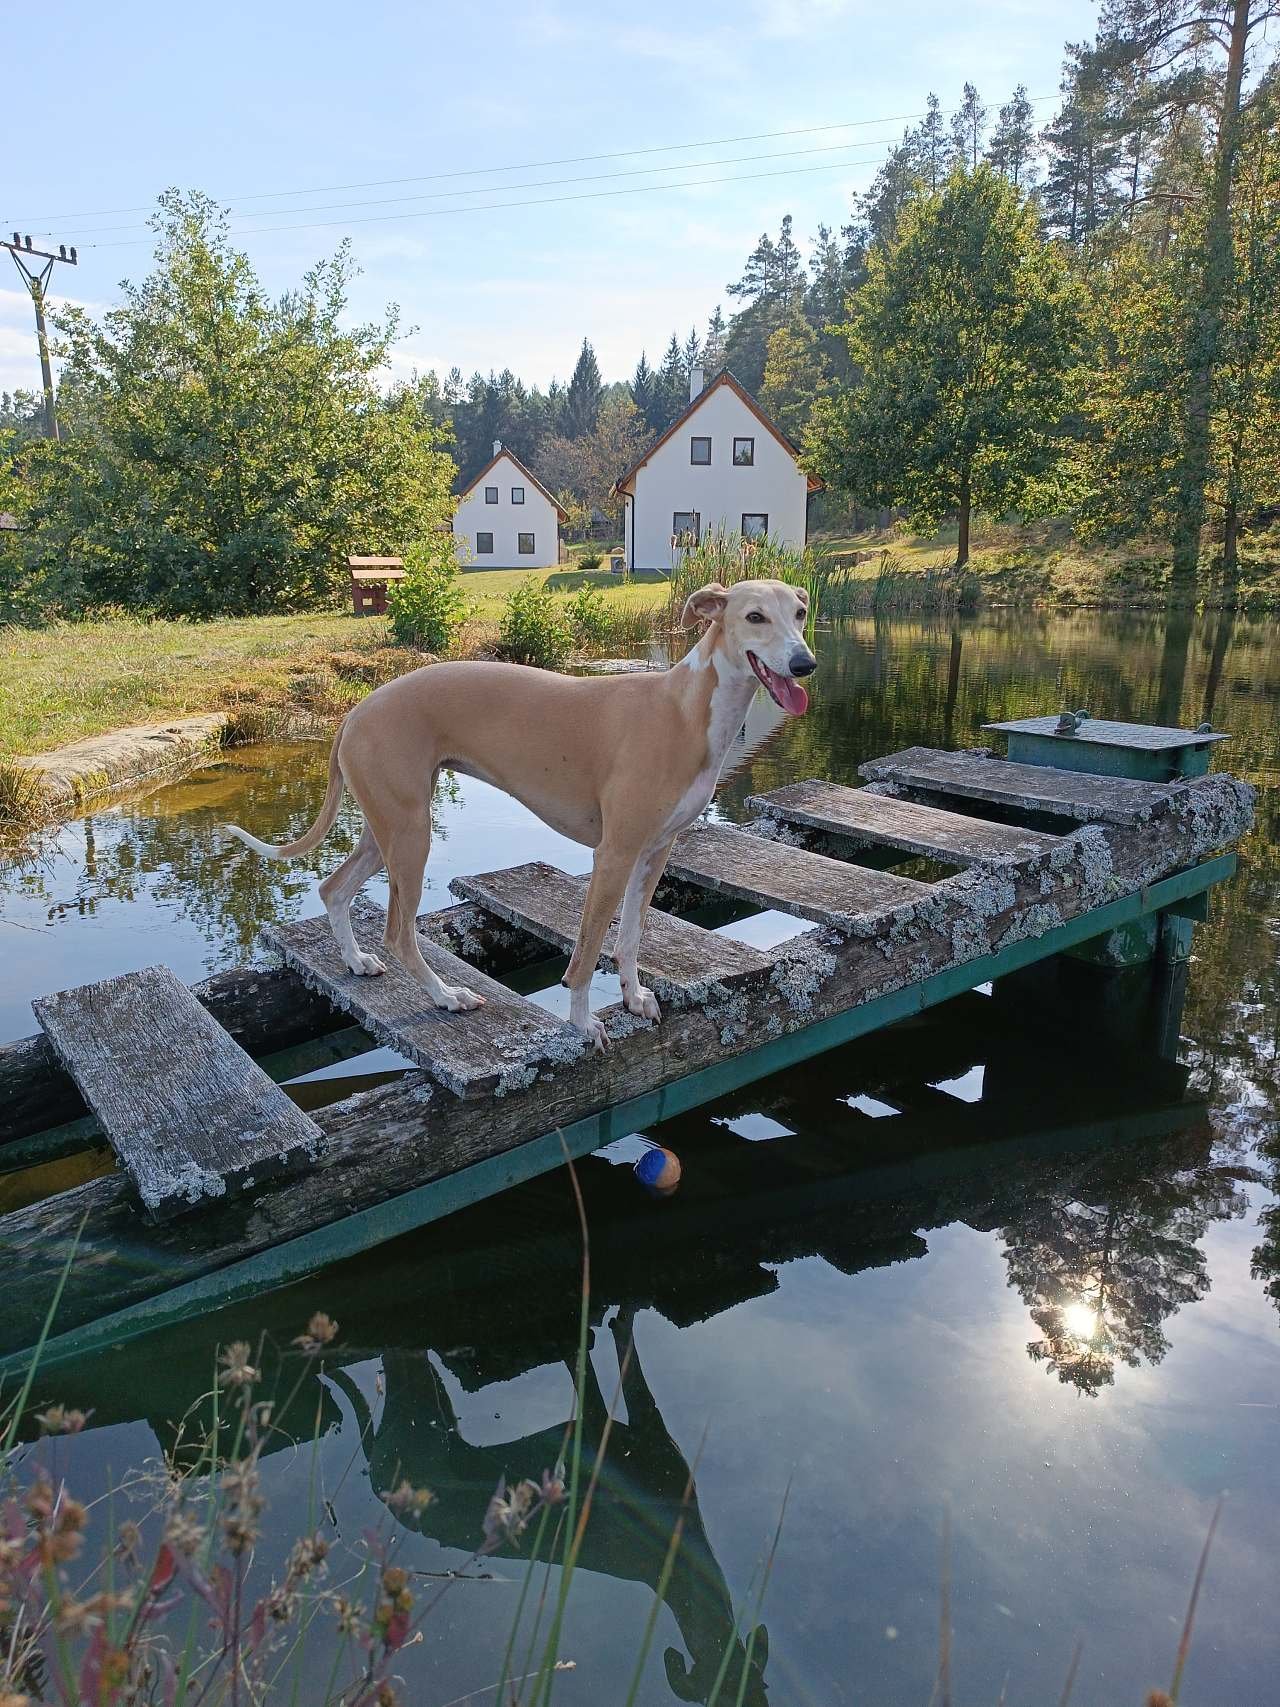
[331,1306,769,1705]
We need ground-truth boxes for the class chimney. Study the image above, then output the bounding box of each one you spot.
[689,367,705,402]
[493,438,502,455]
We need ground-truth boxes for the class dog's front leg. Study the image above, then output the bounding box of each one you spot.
[564,845,636,1052]
[614,838,674,1023]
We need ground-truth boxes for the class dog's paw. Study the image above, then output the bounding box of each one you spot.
[575,1015,610,1053]
[349,951,386,976]
[623,982,661,1022]
[440,983,486,1013]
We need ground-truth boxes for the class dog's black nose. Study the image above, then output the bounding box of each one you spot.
[789,653,817,677]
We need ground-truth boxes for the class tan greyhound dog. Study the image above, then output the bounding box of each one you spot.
[225,578,816,1050]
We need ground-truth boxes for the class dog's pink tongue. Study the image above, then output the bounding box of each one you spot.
[778,675,809,716]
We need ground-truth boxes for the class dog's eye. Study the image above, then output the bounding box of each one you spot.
[745,611,768,624]
[796,608,806,621]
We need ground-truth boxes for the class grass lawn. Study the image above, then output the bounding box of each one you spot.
[0,565,673,759]
[459,560,667,619]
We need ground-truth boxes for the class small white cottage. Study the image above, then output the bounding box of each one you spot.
[612,370,822,572]
[453,443,567,569]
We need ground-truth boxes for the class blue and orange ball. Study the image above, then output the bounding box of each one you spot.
[634,1145,682,1195]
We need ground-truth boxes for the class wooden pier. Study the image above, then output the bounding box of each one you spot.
[0,717,1255,1376]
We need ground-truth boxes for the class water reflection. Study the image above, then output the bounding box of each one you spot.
[3,608,1279,1703]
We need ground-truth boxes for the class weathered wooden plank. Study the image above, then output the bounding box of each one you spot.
[0,902,565,1152]
[263,900,584,1098]
[666,819,930,925]
[983,715,1229,753]
[0,852,1243,1367]
[746,779,1064,866]
[451,862,772,1000]
[0,774,1253,1363]
[859,746,1179,825]
[32,967,325,1222]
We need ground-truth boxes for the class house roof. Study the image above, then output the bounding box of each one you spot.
[458,448,569,522]
[611,370,824,496]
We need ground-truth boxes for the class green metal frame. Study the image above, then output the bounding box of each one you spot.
[0,851,1235,1383]
[1001,730,1215,781]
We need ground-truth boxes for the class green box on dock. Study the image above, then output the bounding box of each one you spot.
[982,714,1229,782]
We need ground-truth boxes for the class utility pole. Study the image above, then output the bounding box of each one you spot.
[3,233,77,440]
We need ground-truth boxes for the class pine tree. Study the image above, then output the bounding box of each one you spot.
[987,84,1038,189]
[913,93,949,190]
[1041,43,1122,242]
[563,338,603,439]
[950,83,988,171]
[631,352,657,431]
[760,311,825,439]
[1097,0,1277,596]
[703,306,727,376]
[656,333,687,429]
[682,326,702,381]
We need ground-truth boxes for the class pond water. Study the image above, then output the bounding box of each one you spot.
[2,610,1278,1705]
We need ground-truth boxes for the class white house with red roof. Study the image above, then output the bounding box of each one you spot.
[611,369,822,573]
[454,443,567,569]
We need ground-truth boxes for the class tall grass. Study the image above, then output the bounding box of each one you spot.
[662,531,980,626]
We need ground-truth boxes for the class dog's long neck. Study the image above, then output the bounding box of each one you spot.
[671,625,758,773]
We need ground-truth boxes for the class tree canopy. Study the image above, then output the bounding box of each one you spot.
[805,167,1085,565]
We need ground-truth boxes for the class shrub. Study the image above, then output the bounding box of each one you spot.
[568,581,612,648]
[388,539,469,650]
[577,549,604,572]
[496,578,573,668]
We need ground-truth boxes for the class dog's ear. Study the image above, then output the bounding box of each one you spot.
[680,582,728,628]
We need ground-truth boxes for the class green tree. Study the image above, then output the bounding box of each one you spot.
[724,215,805,390]
[806,167,1085,566]
[24,190,453,617]
[760,311,824,440]
[1098,0,1280,596]
[986,83,1038,188]
[563,337,603,439]
[949,81,988,170]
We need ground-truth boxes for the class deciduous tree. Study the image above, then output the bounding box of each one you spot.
[806,168,1085,566]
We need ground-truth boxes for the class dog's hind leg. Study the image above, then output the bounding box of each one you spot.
[381,819,485,1012]
[614,838,674,1023]
[319,821,387,976]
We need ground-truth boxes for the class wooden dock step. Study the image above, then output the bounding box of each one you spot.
[667,819,930,924]
[747,779,1064,866]
[263,901,583,1098]
[32,966,324,1222]
[452,862,772,1001]
[859,746,1177,825]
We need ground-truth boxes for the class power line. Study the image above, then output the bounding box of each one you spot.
[4,92,1058,231]
[59,134,913,240]
[3,235,78,438]
[78,152,906,250]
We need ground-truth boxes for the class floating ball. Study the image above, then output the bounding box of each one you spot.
[634,1146,682,1195]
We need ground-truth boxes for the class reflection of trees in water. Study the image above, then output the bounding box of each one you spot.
[1001,1160,1250,1396]
[9,747,463,971]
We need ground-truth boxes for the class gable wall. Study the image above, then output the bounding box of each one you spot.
[454,456,560,567]
[627,386,809,571]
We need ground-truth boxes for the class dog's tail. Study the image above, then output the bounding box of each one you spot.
[224,719,347,860]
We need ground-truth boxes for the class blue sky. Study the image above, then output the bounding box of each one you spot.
[2,1,1097,396]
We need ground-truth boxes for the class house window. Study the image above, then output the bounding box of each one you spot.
[518,532,535,555]
[476,531,494,555]
[484,486,498,504]
[690,436,711,465]
[672,511,700,545]
[511,486,525,504]
[741,513,769,539]
[733,437,755,466]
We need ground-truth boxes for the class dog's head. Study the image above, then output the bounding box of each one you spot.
[681,578,816,716]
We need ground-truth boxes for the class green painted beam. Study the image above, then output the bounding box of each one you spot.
[0,852,1236,1383]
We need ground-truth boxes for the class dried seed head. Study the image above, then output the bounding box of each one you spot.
[218,1342,259,1389]
[292,1312,340,1352]
[34,1405,90,1435]
[382,1480,433,1517]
